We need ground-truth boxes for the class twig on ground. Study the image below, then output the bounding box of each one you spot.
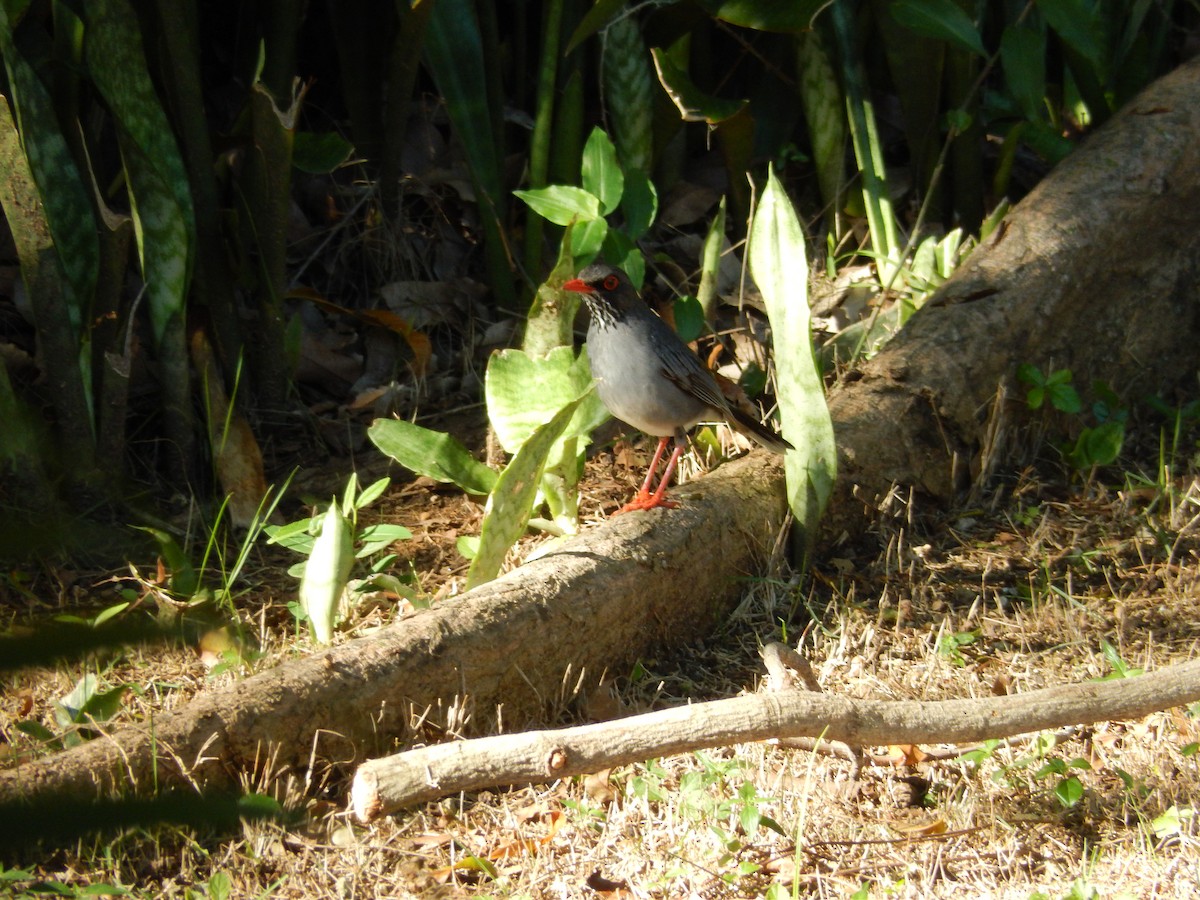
[349,655,1200,821]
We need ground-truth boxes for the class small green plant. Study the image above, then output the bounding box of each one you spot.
[1095,639,1144,681]
[15,673,130,751]
[515,127,657,288]
[1019,364,1082,413]
[264,474,411,644]
[1018,366,1127,471]
[937,627,980,666]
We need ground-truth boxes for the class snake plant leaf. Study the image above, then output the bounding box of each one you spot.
[0,19,98,335]
[300,501,355,644]
[83,0,194,347]
[651,47,746,124]
[368,419,498,497]
[749,165,835,556]
[466,391,590,590]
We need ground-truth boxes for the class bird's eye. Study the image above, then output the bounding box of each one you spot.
[602,274,620,290]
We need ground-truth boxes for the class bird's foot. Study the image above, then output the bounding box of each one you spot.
[613,489,679,515]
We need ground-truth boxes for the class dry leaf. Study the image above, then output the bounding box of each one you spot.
[890,817,948,838]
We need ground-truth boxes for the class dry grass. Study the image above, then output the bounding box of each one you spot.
[4,450,1200,899]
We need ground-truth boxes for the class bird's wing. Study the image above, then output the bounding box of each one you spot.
[656,340,728,412]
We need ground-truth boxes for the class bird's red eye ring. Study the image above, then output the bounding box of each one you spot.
[602,274,620,290]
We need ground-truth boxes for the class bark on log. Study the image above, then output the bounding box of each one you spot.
[0,453,786,806]
[824,55,1200,535]
[351,656,1200,819]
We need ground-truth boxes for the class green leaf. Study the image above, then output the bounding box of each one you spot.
[581,127,623,215]
[565,0,627,54]
[58,674,99,723]
[264,517,319,554]
[620,169,657,241]
[650,47,747,123]
[600,230,644,289]
[890,0,986,57]
[696,0,828,32]
[485,346,609,459]
[80,683,129,723]
[1047,381,1082,414]
[514,185,601,226]
[1001,24,1048,121]
[368,419,498,496]
[1077,421,1124,467]
[749,165,834,555]
[570,215,609,261]
[1036,0,1105,72]
[672,295,706,344]
[292,131,354,173]
[355,476,391,509]
[299,501,354,644]
[1054,775,1084,808]
[467,391,590,589]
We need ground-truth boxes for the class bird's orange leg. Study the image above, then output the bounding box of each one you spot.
[616,437,682,514]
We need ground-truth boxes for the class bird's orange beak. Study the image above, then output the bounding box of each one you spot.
[561,278,589,293]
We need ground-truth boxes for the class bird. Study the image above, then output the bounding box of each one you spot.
[562,262,791,514]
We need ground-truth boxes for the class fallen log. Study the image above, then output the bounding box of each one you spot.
[0,452,786,806]
[351,655,1200,819]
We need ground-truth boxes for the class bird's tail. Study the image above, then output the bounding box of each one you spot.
[725,406,793,453]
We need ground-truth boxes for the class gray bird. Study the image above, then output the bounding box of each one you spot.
[563,263,790,513]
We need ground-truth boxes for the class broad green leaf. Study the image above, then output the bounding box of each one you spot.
[79,683,129,723]
[1036,0,1105,72]
[651,47,747,123]
[58,674,99,723]
[697,0,827,32]
[601,15,653,173]
[890,0,985,56]
[292,130,354,173]
[620,169,657,241]
[749,165,835,555]
[523,235,580,358]
[570,215,609,261]
[581,127,623,215]
[514,185,602,226]
[1001,24,1047,121]
[485,346,608,458]
[672,295,706,344]
[368,419,498,497]
[467,392,589,589]
[600,229,643,289]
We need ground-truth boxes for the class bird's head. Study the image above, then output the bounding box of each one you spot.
[562,263,638,324]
